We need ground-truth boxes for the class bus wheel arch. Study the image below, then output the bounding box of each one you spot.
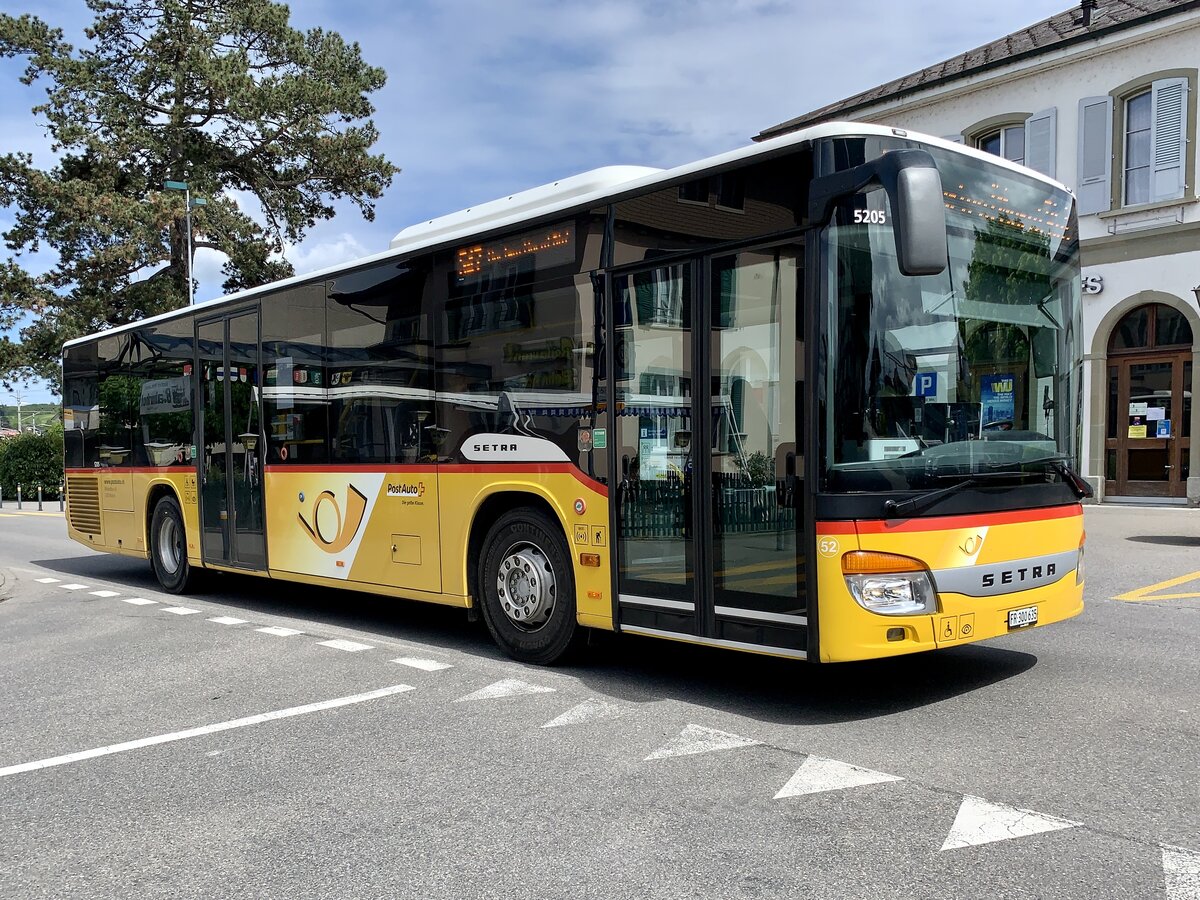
[148,490,199,594]
[469,493,579,665]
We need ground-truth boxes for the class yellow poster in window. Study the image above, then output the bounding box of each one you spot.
[1128,425,1147,439]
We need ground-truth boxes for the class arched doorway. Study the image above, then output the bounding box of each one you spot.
[1104,303,1193,497]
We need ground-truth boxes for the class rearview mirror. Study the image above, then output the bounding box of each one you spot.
[809,148,949,277]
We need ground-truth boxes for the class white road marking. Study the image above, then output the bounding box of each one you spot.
[774,756,903,799]
[207,616,247,625]
[60,584,88,591]
[940,795,1081,851]
[319,639,373,652]
[542,698,625,729]
[1164,845,1200,900]
[454,679,556,702]
[89,590,120,598]
[34,577,60,584]
[644,724,761,761]
[0,684,414,779]
[392,657,453,672]
[119,598,157,606]
[162,607,200,616]
[257,626,303,637]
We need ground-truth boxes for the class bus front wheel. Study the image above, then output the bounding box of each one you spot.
[478,508,579,665]
[150,495,197,594]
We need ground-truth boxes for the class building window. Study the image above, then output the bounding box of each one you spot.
[1079,70,1194,214]
[978,124,1025,166]
[1123,90,1153,206]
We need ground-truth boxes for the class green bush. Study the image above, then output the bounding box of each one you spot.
[0,426,64,500]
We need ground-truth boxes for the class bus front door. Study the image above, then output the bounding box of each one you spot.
[609,245,807,658]
[197,311,266,570]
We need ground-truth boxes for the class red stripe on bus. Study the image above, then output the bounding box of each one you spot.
[815,522,857,535]
[446,463,610,498]
[64,466,191,475]
[257,461,610,497]
[263,464,439,474]
[853,504,1082,534]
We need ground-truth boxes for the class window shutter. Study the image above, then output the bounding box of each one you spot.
[1025,108,1057,177]
[1077,96,1113,214]
[1150,76,1188,202]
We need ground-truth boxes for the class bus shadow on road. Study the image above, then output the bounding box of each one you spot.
[1124,535,1200,547]
[573,634,1039,725]
[31,554,1037,723]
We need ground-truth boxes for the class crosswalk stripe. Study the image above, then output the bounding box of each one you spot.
[318,639,373,652]
[208,616,247,625]
[392,657,453,672]
[34,577,60,584]
[119,598,157,606]
[89,590,120,598]
[1163,845,1200,900]
[162,607,200,616]
[60,584,88,591]
[256,626,304,637]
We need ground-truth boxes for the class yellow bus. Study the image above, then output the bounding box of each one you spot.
[63,122,1088,665]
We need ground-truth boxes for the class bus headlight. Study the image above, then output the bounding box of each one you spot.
[842,551,938,616]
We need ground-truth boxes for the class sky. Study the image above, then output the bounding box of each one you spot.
[0,0,1073,402]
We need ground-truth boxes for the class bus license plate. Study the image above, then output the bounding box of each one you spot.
[1007,605,1039,629]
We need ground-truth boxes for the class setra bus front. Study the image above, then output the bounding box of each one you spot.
[810,133,1086,662]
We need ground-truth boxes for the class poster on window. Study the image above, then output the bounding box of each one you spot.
[980,374,1016,428]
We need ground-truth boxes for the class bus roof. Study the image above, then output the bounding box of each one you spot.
[63,120,1071,350]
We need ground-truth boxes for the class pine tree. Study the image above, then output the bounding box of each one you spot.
[0,0,398,388]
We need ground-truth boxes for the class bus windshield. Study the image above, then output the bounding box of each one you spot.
[819,144,1082,493]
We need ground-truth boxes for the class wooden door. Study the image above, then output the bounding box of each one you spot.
[1105,353,1189,498]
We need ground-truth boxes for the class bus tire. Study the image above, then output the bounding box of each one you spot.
[150,495,197,594]
[478,508,579,665]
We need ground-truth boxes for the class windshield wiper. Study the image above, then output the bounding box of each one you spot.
[882,455,1092,518]
[982,454,1094,499]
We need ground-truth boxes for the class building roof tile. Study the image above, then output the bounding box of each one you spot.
[756,0,1198,140]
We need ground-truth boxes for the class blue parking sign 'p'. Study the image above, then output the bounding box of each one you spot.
[916,372,938,397]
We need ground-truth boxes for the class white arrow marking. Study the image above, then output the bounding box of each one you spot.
[644,724,761,761]
[940,795,1081,851]
[1164,845,1200,900]
[454,679,556,702]
[774,755,903,799]
[542,698,624,728]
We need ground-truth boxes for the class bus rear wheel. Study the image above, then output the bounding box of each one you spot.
[478,508,579,665]
[150,495,197,594]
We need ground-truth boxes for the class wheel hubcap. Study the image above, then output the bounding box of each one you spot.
[496,541,556,631]
[158,517,181,576]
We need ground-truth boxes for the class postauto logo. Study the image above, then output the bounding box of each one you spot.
[298,484,368,554]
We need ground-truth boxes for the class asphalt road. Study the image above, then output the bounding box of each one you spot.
[0,505,1197,899]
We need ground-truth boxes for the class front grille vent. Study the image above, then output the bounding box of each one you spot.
[67,476,102,535]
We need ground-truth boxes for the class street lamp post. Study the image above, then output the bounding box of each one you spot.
[164,180,207,305]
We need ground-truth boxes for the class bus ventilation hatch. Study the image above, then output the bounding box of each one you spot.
[66,476,102,535]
